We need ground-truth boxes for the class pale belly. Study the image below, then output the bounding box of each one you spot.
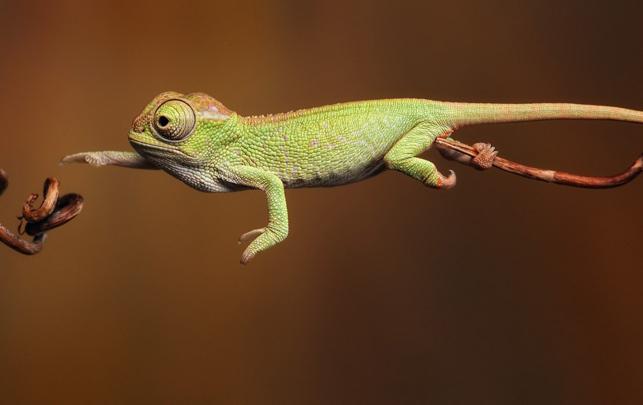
[280,159,386,188]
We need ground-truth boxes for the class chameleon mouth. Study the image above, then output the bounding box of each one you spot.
[128,137,197,161]
[129,139,173,157]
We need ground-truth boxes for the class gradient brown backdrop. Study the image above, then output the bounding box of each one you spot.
[0,1,642,404]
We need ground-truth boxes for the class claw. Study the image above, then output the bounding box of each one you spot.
[438,170,457,190]
[240,248,255,265]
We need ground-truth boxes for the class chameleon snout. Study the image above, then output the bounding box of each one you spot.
[131,113,148,133]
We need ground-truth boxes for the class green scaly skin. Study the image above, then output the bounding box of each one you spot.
[62,92,643,263]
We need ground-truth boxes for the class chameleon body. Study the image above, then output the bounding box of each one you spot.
[63,92,643,263]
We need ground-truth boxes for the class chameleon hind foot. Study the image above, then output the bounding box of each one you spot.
[436,140,498,171]
[471,143,498,170]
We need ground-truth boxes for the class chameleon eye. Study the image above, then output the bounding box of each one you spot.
[152,100,196,141]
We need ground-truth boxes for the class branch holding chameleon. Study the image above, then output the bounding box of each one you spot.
[434,138,642,188]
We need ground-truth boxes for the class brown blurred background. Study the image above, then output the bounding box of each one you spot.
[0,0,641,404]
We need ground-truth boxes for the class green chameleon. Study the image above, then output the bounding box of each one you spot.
[63,92,643,263]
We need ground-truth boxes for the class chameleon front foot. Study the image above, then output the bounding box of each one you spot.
[238,228,266,244]
[61,152,115,167]
[238,228,265,264]
[238,226,288,265]
[60,151,156,169]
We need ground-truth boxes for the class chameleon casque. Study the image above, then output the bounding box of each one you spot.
[63,92,643,263]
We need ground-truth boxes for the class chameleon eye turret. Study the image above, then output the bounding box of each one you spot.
[152,99,196,141]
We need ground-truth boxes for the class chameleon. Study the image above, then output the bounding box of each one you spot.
[62,91,643,263]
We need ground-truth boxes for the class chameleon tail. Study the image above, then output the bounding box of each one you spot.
[437,102,643,129]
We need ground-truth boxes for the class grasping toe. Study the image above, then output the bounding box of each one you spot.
[471,143,498,170]
[238,227,266,244]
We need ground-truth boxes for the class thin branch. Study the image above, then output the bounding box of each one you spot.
[22,177,59,222]
[434,138,642,188]
[0,169,7,196]
[24,193,84,236]
[0,170,84,255]
[0,224,44,255]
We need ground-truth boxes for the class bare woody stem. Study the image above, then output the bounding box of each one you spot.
[0,169,7,196]
[25,193,84,236]
[22,177,60,222]
[0,224,44,255]
[434,138,642,188]
[0,169,84,255]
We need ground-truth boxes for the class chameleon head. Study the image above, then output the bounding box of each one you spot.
[128,91,237,190]
[129,91,234,155]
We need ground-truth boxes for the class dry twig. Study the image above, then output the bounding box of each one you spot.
[0,170,84,255]
[435,138,641,188]
[0,169,7,196]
